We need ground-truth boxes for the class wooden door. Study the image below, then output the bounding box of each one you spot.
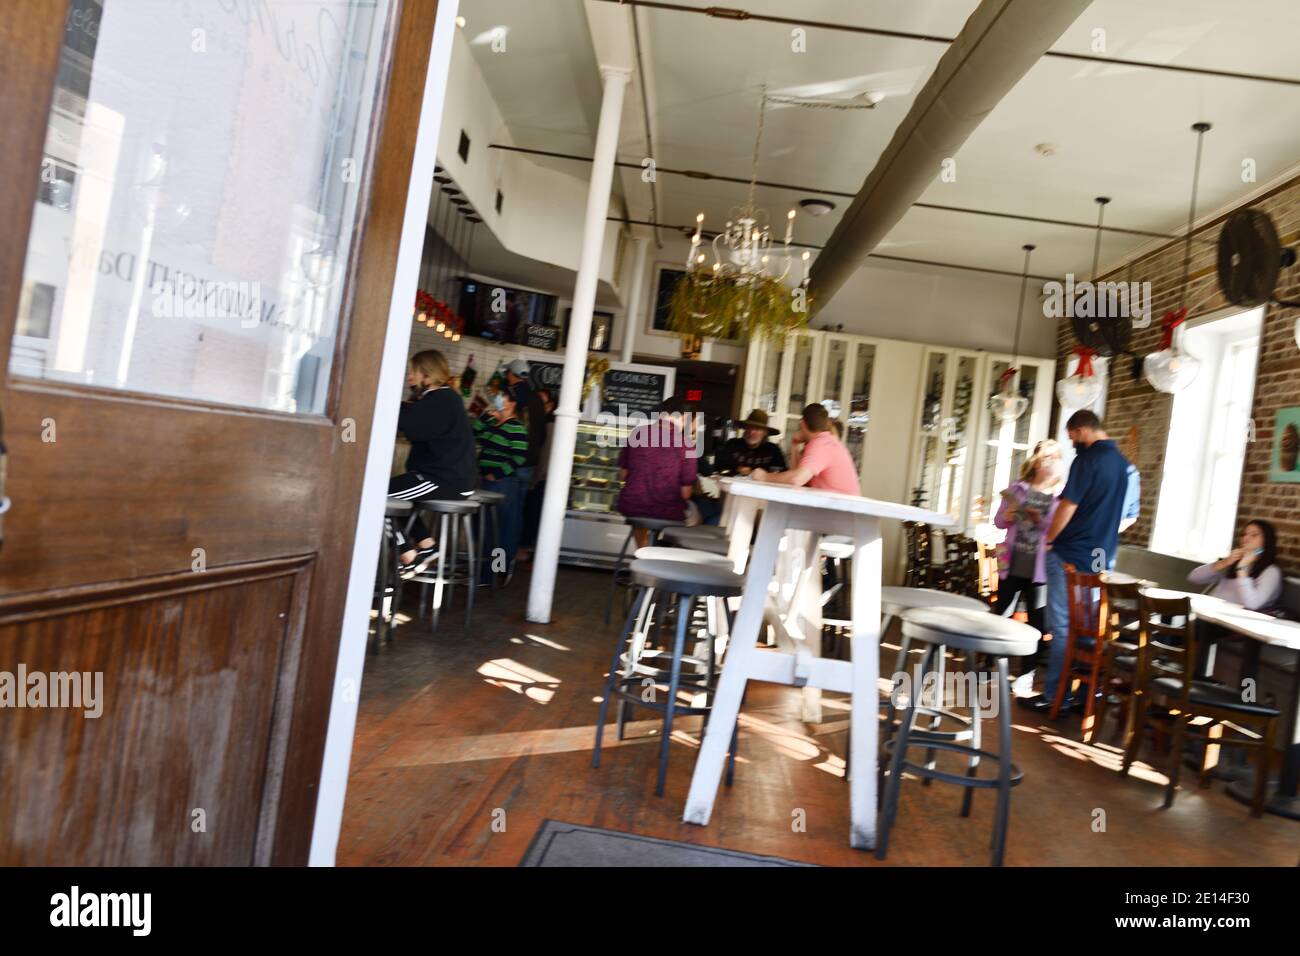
[0,0,439,864]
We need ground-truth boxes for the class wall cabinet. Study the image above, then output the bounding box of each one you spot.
[741,331,1054,553]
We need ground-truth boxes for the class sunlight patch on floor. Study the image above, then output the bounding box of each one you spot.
[478,658,561,704]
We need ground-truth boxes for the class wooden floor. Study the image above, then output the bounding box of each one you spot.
[338,567,1299,866]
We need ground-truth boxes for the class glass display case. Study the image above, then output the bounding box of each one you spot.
[568,421,626,514]
[556,359,675,568]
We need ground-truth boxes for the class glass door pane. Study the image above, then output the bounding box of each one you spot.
[15,0,393,414]
[974,360,1040,541]
[758,340,783,413]
[821,336,848,423]
[787,334,814,415]
[937,354,977,521]
[911,351,947,510]
[846,342,875,466]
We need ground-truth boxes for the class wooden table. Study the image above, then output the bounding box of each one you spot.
[1178,593,1300,820]
[682,479,953,849]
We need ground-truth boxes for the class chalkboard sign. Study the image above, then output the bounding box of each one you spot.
[601,368,668,418]
[527,360,565,394]
[523,324,559,351]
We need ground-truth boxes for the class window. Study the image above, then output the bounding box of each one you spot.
[1151,306,1264,561]
[13,0,394,414]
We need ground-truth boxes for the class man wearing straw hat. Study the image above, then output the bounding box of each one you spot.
[715,408,787,476]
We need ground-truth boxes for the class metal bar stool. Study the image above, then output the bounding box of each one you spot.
[594,558,744,796]
[615,546,737,736]
[878,606,1038,866]
[879,588,991,752]
[409,497,480,632]
[604,516,686,623]
[374,499,415,647]
[469,488,505,591]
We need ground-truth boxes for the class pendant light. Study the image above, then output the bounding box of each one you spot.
[1144,123,1208,394]
[1056,345,1103,408]
[987,244,1034,421]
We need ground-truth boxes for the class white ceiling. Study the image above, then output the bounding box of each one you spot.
[455,0,1300,294]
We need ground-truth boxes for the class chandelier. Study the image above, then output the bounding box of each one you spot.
[668,89,812,343]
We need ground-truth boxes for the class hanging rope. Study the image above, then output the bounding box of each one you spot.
[1178,123,1211,303]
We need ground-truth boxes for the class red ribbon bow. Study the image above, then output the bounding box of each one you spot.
[1072,345,1097,378]
[1158,308,1188,350]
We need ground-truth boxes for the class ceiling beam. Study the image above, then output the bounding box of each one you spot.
[809,0,1094,312]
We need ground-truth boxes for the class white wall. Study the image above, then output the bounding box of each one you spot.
[815,256,1055,359]
[436,28,618,287]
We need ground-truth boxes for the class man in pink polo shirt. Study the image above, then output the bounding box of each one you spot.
[751,403,859,495]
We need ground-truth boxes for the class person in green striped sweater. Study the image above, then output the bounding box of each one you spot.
[473,387,530,579]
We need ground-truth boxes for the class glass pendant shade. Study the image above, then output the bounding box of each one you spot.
[1143,348,1201,393]
[1056,374,1103,409]
[987,388,1028,421]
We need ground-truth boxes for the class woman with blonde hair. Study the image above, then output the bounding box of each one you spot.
[387,350,476,566]
[992,439,1065,671]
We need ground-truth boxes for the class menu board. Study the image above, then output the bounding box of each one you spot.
[523,324,560,351]
[528,361,669,419]
[601,368,668,418]
[527,360,565,393]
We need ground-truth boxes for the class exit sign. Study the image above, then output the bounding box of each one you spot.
[685,389,703,402]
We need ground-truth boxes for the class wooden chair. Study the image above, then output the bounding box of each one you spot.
[1120,589,1280,816]
[939,536,981,597]
[1085,573,1147,743]
[1049,564,1107,722]
[904,522,938,589]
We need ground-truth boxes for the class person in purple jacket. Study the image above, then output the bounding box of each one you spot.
[992,439,1064,673]
[617,396,699,547]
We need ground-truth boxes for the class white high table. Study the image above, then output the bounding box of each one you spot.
[684,479,953,849]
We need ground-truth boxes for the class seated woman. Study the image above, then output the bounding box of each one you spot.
[388,350,477,565]
[1187,519,1283,611]
[992,439,1064,673]
[617,396,698,548]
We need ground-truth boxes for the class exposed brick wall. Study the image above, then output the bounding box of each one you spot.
[1055,175,1300,572]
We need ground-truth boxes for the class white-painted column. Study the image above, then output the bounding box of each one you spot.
[619,234,650,364]
[528,66,630,624]
[307,0,461,866]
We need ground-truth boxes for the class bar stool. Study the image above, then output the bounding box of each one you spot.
[593,558,744,796]
[878,607,1038,866]
[880,588,991,746]
[632,546,733,568]
[819,535,856,625]
[374,499,414,647]
[468,488,505,590]
[409,497,480,632]
[661,526,731,557]
[604,516,686,623]
[622,546,735,697]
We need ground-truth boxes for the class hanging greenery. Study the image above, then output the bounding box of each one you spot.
[582,355,610,403]
[666,271,811,345]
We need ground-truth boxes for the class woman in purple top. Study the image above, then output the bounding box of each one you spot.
[617,397,698,547]
[993,440,1064,668]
